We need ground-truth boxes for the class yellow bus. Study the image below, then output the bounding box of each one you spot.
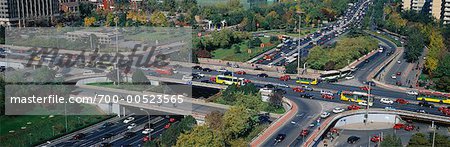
[215,75,249,86]
[416,91,450,104]
[296,77,319,85]
[340,91,372,102]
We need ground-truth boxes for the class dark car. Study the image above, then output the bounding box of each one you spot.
[223,71,233,76]
[366,81,376,86]
[101,122,114,128]
[101,133,114,140]
[254,67,264,71]
[326,78,338,83]
[274,134,286,144]
[264,84,275,89]
[72,133,86,140]
[202,68,213,72]
[347,136,360,144]
[300,93,314,99]
[192,65,202,70]
[200,80,211,83]
[418,101,435,108]
[257,73,269,78]
[396,81,402,86]
[274,88,287,94]
[124,132,136,139]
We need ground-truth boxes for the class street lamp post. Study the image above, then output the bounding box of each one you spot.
[52,126,55,136]
[365,84,371,125]
[140,108,151,139]
[115,17,120,85]
[297,11,304,77]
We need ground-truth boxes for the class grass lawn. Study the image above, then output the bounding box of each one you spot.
[211,37,275,62]
[0,114,111,146]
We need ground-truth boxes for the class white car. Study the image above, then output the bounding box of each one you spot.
[276,83,290,88]
[380,98,394,104]
[358,101,373,106]
[407,91,418,95]
[123,117,135,123]
[142,128,154,134]
[384,106,396,111]
[332,107,345,113]
[127,123,136,129]
[82,70,95,75]
[217,68,227,72]
[345,75,355,80]
[320,90,334,96]
[55,73,63,78]
[391,75,397,79]
[320,112,331,118]
[397,60,401,64]
[195,72,205,77]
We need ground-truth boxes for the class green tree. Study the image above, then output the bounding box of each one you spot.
[234,92,263,113]
[252,37,262,47]
[233,44,241,54]
[205,111,223,131]
[381,134,402,147]
[131,69,149,84]
[408,133,430,146]
[222,106,252,141]
[269,91,283,107]
[175,125,225,147]
[432,133,450,147]
[160,116,196,147]
[270,36,279,44]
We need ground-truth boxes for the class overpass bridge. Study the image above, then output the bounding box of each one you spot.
[304,108,450,147]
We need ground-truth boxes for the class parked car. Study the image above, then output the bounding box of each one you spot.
[333,107,345,113]
[404,125,415,131]
[380,98,394,104]
[393,123,405,130]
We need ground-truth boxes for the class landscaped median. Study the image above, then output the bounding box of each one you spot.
[249,98,297,147]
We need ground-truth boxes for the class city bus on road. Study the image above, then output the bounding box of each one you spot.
[215,75,250,86]
[296,77,319,85]
[320,69,352,81]
[416,91,450,104]
[340,91,373,103]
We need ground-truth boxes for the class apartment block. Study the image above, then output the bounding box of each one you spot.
[402,0,450,24]
[0,0,60,26]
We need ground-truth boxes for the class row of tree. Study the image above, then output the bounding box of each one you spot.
[307,36,378,70]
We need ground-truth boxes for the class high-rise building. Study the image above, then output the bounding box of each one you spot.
[0,0,60,27]
[402,0,450,24]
